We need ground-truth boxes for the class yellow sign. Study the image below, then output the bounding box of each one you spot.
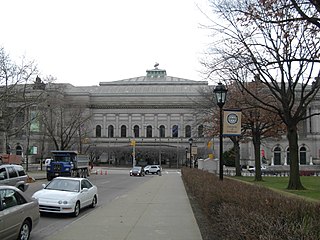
[130,140,136,146]
[223,110,242,136]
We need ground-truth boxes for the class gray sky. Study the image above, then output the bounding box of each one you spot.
[1,0,211,86]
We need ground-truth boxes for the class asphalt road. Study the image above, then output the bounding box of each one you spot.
[24,169,151,240]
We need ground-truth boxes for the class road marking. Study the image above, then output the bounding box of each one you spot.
[99,180,111,184]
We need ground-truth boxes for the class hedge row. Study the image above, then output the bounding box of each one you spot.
[181,168,320,240]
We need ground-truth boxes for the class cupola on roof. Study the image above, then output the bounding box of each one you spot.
[146,63,167,78]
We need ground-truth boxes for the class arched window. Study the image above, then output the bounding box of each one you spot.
[159,125,165,138]
[198,125,204,138]
[146,125,152,138]
[172,125,178,138]
[16,146,22,155]
[274,146,281,165]
[300,146,307,165]
[108,125,114,138]
[134,125,139,138]
[185,125,191,138]
[95,125,102,137]
[121,125,127,138]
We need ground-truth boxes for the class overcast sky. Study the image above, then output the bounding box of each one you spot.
[1,0,211,86]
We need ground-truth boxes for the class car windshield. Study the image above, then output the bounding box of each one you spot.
[45,179,80,192]
[133,167,141,171]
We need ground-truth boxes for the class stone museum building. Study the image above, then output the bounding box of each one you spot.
[2,65,320,168]
[3,66,209,167]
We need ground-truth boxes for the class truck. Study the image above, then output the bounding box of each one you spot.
[46,151,90,181]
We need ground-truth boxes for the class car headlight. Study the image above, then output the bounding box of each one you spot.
[47,167,51,171]
[58,200,68,204]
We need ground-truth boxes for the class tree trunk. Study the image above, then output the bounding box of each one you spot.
[252,130,262,181]
[287,125,305,190]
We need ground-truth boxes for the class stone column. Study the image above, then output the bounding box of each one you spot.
[115,114,119,138]
[129,115,132,138]
[103,115,106,137]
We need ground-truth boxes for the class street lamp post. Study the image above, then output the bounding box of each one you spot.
[185,147,188,167]
[213,82,228,180]
[189,138,193,168]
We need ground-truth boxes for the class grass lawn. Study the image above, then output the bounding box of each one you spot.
[233,176,320,202]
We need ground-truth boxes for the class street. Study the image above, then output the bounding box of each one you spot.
[25,169,151,240]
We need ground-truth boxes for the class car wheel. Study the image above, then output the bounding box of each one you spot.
[145,171,149,174]
[91,195,97,208]
[73,201,80,217]
[157,170,160,175]
[71,170,78,178]
[47,176,52,181]
[18,185,24,192]
[18,219,31,240]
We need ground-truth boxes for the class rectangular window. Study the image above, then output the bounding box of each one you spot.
[30,110,40,132]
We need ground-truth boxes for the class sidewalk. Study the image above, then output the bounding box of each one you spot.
[46,171,202,240]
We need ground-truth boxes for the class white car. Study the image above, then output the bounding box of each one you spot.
[248,165,267,173]
[144,165,162,175]
[32,177,98,217]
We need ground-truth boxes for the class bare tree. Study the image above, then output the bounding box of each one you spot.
[195,82,284,179]
[39,87,91,151]
[237,80,286,181]
[203,0,320,189]
[0,47,39,154]
[289,0,320,27]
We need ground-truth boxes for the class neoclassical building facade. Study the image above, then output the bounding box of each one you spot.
[4,66,210,167]
[80,67,209,166]
[3,66,320,168]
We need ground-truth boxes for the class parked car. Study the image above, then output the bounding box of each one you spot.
[0,164,29,192]
[248,165,267,173]
[129,166,145,176]
[32,177,98,217]
[144,165,162,175]
[0,185,40,240]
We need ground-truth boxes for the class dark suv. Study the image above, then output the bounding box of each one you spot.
[0,164,29,191]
